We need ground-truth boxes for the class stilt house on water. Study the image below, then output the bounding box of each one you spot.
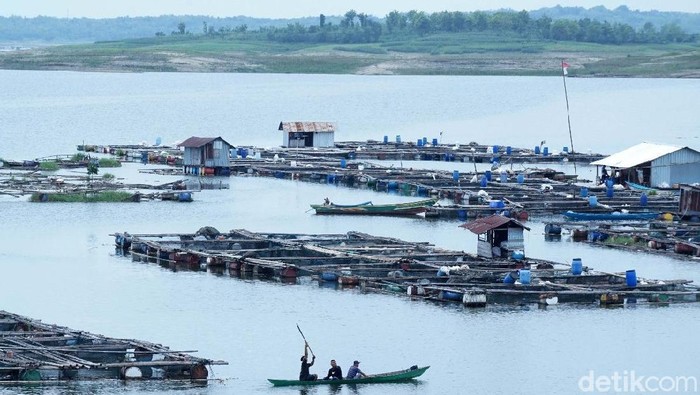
[590,142,700,188]
[178,136,232,176]
[279,122,336,148]
[460,215,530,259]
[679,184,700,219]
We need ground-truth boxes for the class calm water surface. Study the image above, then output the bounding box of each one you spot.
[1,71,699,394]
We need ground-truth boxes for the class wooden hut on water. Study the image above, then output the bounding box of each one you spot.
[679,184,700,219]
[460,215,530,259]
[178,136,232,176]
[279,122,336,148]
[590,142,700,188]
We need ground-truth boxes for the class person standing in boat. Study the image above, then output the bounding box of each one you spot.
[299,344,317,381]
[323,359,343,380]
[346,360,367,379]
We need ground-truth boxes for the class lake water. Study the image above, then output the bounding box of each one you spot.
[1,71,699,394]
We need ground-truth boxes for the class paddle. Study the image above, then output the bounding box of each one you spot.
[296,324,315,358]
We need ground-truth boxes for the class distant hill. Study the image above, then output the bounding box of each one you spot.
[0,15,343,44]
[530,5,700,34]
[0,6,697,44]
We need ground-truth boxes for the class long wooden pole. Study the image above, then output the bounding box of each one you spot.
[562,59,577,174]
[296,324,315,358]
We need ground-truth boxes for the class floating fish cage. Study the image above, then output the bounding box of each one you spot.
[112,228,700,310]
[0,310,227,383]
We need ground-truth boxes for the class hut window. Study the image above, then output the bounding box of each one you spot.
[212,140,223,158]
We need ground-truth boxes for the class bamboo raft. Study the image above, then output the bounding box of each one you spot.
[0,310,227,382]
[112,228,700,309]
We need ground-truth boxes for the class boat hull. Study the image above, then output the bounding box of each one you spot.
[564,211,659,221]
[268,365,429,387]
[310,199,437,216]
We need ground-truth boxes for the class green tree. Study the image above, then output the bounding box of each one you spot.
[320,14,326,28]
[177,22,186,34]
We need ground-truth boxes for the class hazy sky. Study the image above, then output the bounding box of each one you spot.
[1,0,699,19]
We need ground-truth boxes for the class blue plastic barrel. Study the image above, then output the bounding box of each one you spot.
[500,171,507,183]
[640,193,648,207]
[543,147,549,156]
[388,181,399,190]
[326,174,335,184]
[534,146,541,155]
[519,269,531,284]
[485,170,492,181]
[563,146,569,153]
[178,192,192,202]
[480,176,488,188]
[506,146,512,155]
[383,135,388,144]
[432,138,438,146]
[606,187,614,198]
[452,170,459,182]
[517,174,525,184]
[241,149,248,159]
[321,272,338,282]
[340,159,347,168]
[626,270,637,287]
[423,137,428,145]
[457,210,467,220]
[417,139,423,147]
[395,135,401,143]
[493,145,499,154]
[571,258,583,275]
[580,187,588,198]
[503,271,517,284]
[140,151,148,164]
[589,195,598,207]
[511,250,524,260]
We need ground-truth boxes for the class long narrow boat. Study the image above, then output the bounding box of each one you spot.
[268,365,429,387]
[564,210,660,221]
[310,199,438,216]
[625,181,655,191]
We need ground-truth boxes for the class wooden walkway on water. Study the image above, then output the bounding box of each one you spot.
[0,310,226,383]
[113,228,700,309]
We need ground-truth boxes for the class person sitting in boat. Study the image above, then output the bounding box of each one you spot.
[299,344,317,381]
[323,197,331,206]
[346,360,367,379]
[323,359,343,380]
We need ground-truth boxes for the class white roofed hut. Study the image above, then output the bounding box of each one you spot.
[279,122,336,148]
[590,142,700,188]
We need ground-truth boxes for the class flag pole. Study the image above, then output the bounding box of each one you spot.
[562,59,577,174]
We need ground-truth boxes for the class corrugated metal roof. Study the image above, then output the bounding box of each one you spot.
[178,136,230,148]
[279,122,336,133]
[459,215,529,234]
[590,142,686,169]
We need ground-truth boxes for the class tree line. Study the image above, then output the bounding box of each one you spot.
[254,9,695,45]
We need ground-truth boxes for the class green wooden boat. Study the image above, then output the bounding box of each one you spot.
[268,365,429,387]
[310,198,438,216]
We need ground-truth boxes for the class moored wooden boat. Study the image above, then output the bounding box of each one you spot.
[310,199,438,216]
[564,210,659,221]
[268,365,429,386]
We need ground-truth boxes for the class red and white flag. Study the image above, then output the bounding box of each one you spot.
[562,61,570,75]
